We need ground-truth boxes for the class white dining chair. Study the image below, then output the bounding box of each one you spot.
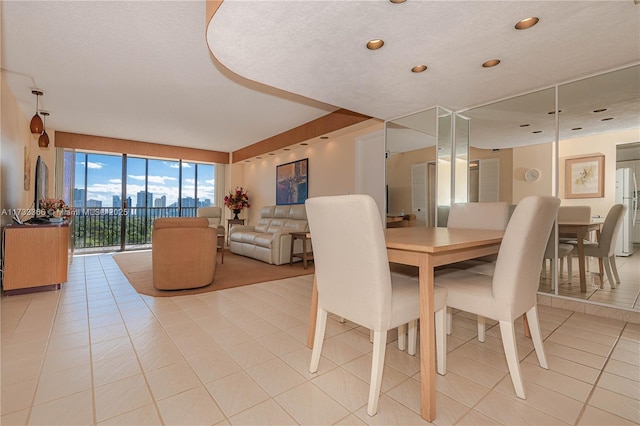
[571,204,626,288]
[306,194,447,416]
[436,195,560,399]
[445,202,511,340]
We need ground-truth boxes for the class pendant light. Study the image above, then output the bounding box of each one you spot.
[30,90,44,134]
[38,111,50,148]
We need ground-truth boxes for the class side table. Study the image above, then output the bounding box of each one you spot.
[227,218,245,245]
[290,232,313,269]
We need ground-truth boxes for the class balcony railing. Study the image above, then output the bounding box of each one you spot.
[73,206,197,252]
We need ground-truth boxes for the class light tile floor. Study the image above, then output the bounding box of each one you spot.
[539,245,640,311]
[2,253,639,425]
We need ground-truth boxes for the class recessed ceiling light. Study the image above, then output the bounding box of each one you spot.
[389,0,406,3]
[593,108,607,113]
[572,127,583,131]
[482,59,500,68]
[547,110,563,115]
[519,124,530,127]
[256,156,262,159]
[244,160,250,162]
[411,65,428,73]
[366,39,384,50]
[515,17,539,30]
[300,143,308,146]
[320,136,329,140]
[532,130,543,134]
[601,117,614,121]
[284,148,290,151]
[268,153,275,155]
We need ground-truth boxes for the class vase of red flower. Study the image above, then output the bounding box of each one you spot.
[224,187,250,219]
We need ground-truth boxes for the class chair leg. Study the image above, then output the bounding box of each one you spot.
[369,329,373,343]
[525,306,548,369]
[603,257,616,289]
[567,255,572,284]
[499,320,526,399]
[609,255,621,285]
[446,307,452,335]
[407,320,417,356]
[309,308,328,373]
[367,330,388,416]
[435,308,447,375]
[477,315,486,343]
[398,323,407,350]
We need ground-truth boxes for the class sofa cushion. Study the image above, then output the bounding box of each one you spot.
[283,219,307,233]
[288,205,307,220]
[254,233,274,248]
[254,218,272,233]
[267,218,286,234]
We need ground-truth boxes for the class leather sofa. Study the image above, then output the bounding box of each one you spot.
[152,217,217,290]
[229,204,309,265]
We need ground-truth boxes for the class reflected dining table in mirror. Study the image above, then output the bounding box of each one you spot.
[558,219,603,292]
[306,226,504,421]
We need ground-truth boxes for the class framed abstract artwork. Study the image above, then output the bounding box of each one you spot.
[276,158,308,205]
[565,154,605,198]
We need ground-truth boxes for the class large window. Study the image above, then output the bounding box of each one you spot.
[71,151,218,252]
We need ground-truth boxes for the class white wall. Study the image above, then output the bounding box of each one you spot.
[512,143,554,204]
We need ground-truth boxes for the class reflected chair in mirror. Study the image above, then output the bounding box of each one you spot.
[542,230,574,289]
[436,196,560,399]
[306,194,447,416]
[569,204,626,289]
[445,201,511,340]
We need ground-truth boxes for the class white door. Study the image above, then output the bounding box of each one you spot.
[411,163,428,226]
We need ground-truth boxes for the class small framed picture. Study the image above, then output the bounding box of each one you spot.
[565,154,604,199]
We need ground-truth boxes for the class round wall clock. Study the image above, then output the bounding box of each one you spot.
[524,168,540,182]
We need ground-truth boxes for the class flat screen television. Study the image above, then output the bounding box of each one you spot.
[34,155,48,216]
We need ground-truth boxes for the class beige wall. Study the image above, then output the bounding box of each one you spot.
[1,77,57,228]
[559,129,639,217]
[512,143,554,204]
[230,122,383,225]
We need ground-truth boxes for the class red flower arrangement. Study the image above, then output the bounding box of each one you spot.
[224,187,250,213]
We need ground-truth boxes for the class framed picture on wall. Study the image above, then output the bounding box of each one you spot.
[276,158,308,205]
[565,154,605,198]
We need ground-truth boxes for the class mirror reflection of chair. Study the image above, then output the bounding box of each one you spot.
[436,196,560,399]
[306,194,447,416]
[569,204,626,289]
[542,231,574,289]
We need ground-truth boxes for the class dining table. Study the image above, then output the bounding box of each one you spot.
[558,219,603,292]
[306,226,504,421]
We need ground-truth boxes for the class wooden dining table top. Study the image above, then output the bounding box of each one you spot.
[384,226,505,253]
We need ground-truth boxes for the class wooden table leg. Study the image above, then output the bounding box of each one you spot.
[522,313,531,338]
[576,227,587,292]
[307,275,318,348]
[302,238,308,269]
[418,254,436,422]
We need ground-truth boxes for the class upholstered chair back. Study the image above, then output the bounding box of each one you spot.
[306,195,392,330]
[197,206,222,227]
[447,202,510,230]
[492,196,560,319]
[558,205,591,222]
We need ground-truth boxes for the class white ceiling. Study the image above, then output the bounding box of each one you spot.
[1,1,336,152]
[3,1,640,155]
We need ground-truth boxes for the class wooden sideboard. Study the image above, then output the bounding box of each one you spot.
[2,222,70,293]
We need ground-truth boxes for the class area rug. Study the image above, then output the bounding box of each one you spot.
[113,249,314,297]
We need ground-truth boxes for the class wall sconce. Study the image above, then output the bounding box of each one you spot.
[38,111,50,148]
[30,89,44,134]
